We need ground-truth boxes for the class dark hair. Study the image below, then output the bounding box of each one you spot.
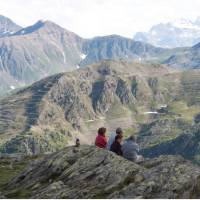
[115,134,123,141]
[98,127,106,135]
[116,127,123,135]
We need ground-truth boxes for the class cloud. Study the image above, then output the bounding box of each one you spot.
[0,0,200,38]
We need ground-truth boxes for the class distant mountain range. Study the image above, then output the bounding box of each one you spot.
[0,15,168,96]
[134,17,200,48]
[1,15,200,96]
[163,43,200,69]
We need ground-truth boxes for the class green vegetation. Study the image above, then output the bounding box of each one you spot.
[0,159,27,191]
[123,127,138,139]
[6,188,31,199]
[106,101,132,120]
[146,132,181,148]
[168,101,200,123]
[1,131,70,154]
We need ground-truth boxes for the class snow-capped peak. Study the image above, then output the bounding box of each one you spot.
[133,16,200,48]
[170,18,200,29]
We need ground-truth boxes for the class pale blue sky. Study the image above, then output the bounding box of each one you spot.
[0,0,200,38]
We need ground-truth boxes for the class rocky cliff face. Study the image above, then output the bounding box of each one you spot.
[2,145,200,199]
[0,20,83,95]
[1,60,200,154]
[0,60,184,154]
[81,35,165,66]
[0,15,21,37]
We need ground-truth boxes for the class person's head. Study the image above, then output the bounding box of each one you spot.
[98,127,106,136]
[129,135,137,142]
[75,138,80,147]
[116,127,123,136]
[115,134,123,144]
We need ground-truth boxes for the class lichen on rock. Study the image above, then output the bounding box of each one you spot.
[3,145,200,199]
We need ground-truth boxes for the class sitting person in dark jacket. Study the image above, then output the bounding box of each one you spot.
[110,135,123,156]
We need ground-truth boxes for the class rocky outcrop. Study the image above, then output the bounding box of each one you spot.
[3,145,200,199]
[0,60,180,154]
[0,192,5,198]
[0,131,71,155]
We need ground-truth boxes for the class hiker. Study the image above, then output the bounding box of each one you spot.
[75,138,80,147]
[122,135,143,162]
[95,127,107,149]
[110,135,123,156]
[107,127,123,150]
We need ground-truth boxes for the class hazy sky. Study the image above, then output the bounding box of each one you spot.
[1,0,200,38]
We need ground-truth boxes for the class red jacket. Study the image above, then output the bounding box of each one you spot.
[95,134,107,149]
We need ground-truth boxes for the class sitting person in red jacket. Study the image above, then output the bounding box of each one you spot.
[110,135,123,156]
[95,127,107,149]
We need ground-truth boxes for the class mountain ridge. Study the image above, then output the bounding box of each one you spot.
[134,17,200,48]
[0,16,170,96]
[1,60,200,155]
[0,15,22,37]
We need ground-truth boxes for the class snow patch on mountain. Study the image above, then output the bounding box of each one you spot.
[170,19,198,29]
[10,85,15,90]
[144,111,158,114]
[61,51,66,63]
[80,53,87,60]
[20,30,26,35]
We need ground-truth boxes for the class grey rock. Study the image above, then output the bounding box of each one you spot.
[0,192,5,199]
[4,146,200,199]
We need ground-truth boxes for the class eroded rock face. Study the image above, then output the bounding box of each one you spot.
[4,145,200,199]
[1,60,200,155]
[0,192,5,198]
